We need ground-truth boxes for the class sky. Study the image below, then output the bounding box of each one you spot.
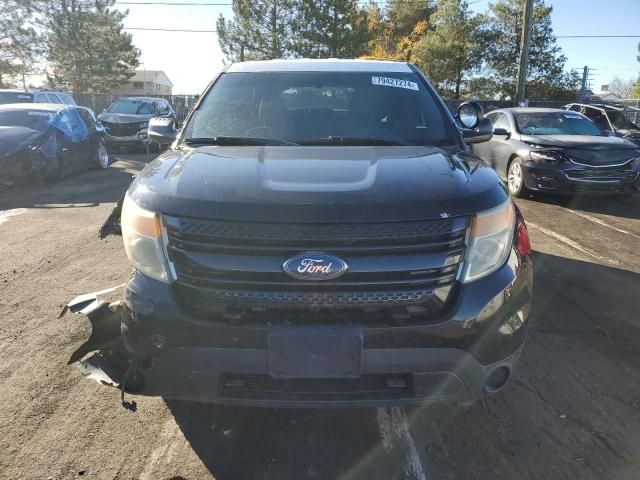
[114,0,640,95]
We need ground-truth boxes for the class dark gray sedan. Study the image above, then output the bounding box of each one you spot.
[471,107,640,197]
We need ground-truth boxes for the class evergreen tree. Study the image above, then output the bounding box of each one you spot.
[411,0,486,98]
[292,0,370,58]
[366,0,434,60]
[44,0,139,93]
[216,0,297,62]
[0,0,42,88]
[484,0,578,100]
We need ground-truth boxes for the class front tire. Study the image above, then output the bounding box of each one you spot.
[507,157,528,198]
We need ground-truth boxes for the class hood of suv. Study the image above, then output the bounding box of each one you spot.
[97,112,154,124]
[130,146,508,222]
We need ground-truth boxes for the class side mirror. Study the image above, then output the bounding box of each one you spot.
[456,101,492,144]
[148,116,178,145]
[493,127,511,139]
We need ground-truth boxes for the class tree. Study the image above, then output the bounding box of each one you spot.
[385,0,433,42]
[0,1,42,88]
[216,0,297,62]
[44,0,139,93]
[607,77,634,99]
[631,42,640,99]
[366,0,434,60]
[292,0,371,58]
[411,0,486,98]
[484,0,578,100]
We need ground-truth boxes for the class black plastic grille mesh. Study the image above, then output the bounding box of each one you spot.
[169,217,458,244]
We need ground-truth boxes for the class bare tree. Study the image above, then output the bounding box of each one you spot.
[607,77,634,99]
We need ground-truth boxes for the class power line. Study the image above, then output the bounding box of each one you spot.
[116,0,485,6]
[556,35,640,38]
[115,1,418,5]
[122,26,640,38]
[125,26,217,32]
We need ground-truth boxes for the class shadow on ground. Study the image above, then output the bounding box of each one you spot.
[0,155,151,211]
[525,191,640,220]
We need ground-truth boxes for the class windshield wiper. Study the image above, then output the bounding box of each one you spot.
[183,136,298,146]
[298,136,411,146]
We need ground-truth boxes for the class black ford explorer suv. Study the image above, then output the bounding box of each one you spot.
[120,59,533,407]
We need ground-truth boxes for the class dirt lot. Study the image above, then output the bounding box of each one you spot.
[0,154,639,480]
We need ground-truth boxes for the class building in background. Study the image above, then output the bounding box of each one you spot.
[109,70,173,96]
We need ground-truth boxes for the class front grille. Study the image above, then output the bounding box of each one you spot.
[102,121,141,137]
[567,149,638,167]
[566,165,638,183]
[165,215,468,316]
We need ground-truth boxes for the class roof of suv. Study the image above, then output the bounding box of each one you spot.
[0,102,69,112]
[226,59,413,73]
[117,96,165,102]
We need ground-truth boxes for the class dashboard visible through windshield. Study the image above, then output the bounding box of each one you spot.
[183,71,457,147]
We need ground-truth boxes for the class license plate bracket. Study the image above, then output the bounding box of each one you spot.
[268,329,363,379]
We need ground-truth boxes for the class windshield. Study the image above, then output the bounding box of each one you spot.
[183,72,456,147]
[108,99,154,114]
[0,92,34,104]
[607,110,638,130]
[0,109,54,131]
[514,111,604,136]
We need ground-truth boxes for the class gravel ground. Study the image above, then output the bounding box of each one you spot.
[0,154,639,480]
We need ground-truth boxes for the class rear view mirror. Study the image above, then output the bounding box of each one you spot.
[456,101,492,144]
[493,127,511,138]
[148,116,178,145]
[457,101,483,129]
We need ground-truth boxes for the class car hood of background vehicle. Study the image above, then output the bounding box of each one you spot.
[0,126,45,157]
[97,113,154,124]
[520,134,640,165]
[619,129,640,145]
[520,133,638,149]
[129,146,508,222]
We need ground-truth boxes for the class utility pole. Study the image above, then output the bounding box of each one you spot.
[515,0,534,106]
[579,66,589,102]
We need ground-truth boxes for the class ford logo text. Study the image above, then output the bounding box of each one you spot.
[282,252,348,281]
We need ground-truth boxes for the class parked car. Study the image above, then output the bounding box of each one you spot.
[97,96,175,151]
[0,103,108,190]
[103,59,534,407]
[564,103,640,146]
[0,88,76,106]
[472,107,640,197]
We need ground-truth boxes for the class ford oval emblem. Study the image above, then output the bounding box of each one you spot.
[282,252,349,281]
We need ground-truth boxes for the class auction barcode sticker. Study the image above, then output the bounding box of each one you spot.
[372,76,419,91]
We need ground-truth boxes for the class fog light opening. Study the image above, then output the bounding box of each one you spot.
[485,366,511,392]
[151,333,166,349]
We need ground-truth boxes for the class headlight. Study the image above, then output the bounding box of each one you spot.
[139,122,149,129]
[529,150,568,163]
[461,199,516,283]
[121,194,174,283]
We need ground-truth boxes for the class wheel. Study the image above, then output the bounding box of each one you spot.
[96,140,110,169]
[507,157,528,197]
